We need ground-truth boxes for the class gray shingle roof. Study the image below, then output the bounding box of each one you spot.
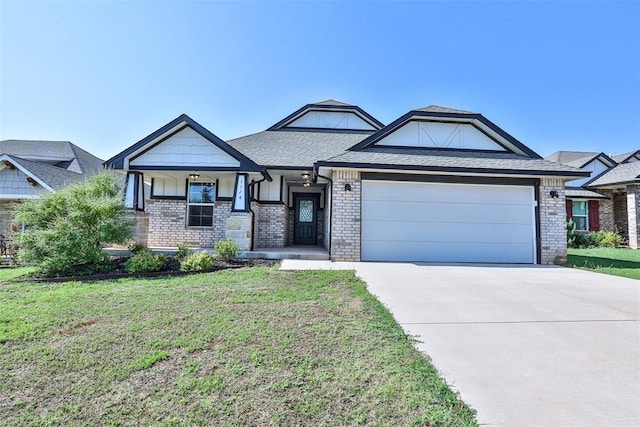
[3,154,86,190]
[0,140,103,174]
[227,130,370,168]
[313,99,354,107]
[320,147,588,176]
[545,151,601,168]
[414,105,476,114]
[610,150,640,164]
[565,187,609,199]
[587,161,640,187]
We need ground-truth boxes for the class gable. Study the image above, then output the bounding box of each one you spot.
[375,120,507,151]
[569,158,611,187]
[0,165,47,199]
[130,127,241,168]
[286,110,377,131]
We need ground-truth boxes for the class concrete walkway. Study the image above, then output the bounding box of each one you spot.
[281,260,640,426]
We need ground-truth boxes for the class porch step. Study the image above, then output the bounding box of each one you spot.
[240,250,329,261]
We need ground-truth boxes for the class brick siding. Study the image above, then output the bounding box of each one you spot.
[539,178,568,264]
[330,170,361,261]
[597,190,615,232]
[146,199,230,247]
[254,203,288,248]
[614,191,629,238]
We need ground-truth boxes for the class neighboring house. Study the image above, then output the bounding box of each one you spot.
[0,140,104,241]
[546,150,640,248]
[105,100,587,264]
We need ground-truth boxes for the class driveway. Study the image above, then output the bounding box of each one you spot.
[281,261,640,426]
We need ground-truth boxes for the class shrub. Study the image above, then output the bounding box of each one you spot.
[175,243,194,262]
[180,251,215,272]
[14,173,133,277]
[214,239,239,262]
[589,231,625,248]
[125,249,166,273]
[128,242,147,254]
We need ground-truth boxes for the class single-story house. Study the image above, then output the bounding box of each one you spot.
[0,140,104,243]
[546,150,640,248]
[105,100,589,264]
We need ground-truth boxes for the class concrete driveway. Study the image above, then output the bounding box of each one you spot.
[281,261,640,426]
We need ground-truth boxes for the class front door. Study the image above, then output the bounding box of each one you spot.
[294,194,318,245]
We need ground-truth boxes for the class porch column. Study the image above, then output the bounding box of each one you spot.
[330,169,361,261]
[225,173,252,250]
[627,185,640,249]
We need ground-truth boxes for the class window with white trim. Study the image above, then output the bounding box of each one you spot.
[187,182,215,227]
[572,201,588,231]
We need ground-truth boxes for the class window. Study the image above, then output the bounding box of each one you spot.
[188,182,215,226]
[572,201,588,231]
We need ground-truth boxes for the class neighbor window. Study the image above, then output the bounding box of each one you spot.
[572,201,588,231]
[188,182,215,227]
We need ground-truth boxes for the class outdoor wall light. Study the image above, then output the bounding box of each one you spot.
[549,190,559,199]
[344,183,352,192]
[189,173,200,181]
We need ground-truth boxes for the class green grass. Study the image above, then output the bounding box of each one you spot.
[0,266,35,282]
[0,266,476,426]
[566,248,640,279]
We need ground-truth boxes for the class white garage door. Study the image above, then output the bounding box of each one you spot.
[361,180,536,263]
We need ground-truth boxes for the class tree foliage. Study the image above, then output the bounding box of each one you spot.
[14,173,133,276]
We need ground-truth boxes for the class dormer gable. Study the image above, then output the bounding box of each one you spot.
[348,105,541,158]
[268,100,384,132]
[104,114,263,173]
[612,150,640,164]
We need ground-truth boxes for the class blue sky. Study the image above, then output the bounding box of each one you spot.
[1,1,639,161]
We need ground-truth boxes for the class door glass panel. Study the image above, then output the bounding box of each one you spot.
[299,200,313,222]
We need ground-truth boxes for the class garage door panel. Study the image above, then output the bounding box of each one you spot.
[363,200,533,224]
[361,240,534,263]
[365,181,531,204]
[361,180,536,263]
[362,220,534,244]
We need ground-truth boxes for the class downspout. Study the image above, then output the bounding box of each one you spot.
[247,174,269,251]
[313,163,332,260]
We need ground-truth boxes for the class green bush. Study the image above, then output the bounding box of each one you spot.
[175,243,194,261]
[125,249,166,273]
[14,173,133,277]
[590,231,625,248]
[128,242,147,254]
[214,239,239,262]
[180,251,215,272]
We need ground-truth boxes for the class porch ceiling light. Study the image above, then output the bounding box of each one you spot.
[189,173,200,181]
[303,182,311,187]
[301,172,311,180]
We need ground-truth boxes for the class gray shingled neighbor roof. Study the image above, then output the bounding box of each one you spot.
[565,187,609,199]
[545,151,601,168]
[313,99,354,107]
[610,150,640,164]
[587,161,640,187]
[3,154,86,190]
[319,148,588,176]
[227,130,370,168]
[0,140,103,174]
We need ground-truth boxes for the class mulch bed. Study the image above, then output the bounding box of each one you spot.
[13,258,280,283]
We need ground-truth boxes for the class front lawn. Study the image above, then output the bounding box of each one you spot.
[0,266,476,426]
[566,248,640,279]
[0,266,35,282]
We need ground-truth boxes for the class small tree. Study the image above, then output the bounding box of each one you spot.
[14,173,133,276]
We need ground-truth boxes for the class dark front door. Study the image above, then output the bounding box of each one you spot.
[294,194,318,245]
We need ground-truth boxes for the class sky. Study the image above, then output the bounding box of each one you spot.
[1,0,639,161]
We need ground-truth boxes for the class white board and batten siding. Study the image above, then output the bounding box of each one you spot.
[377,121,507,151]
[151,176,236,198]
[287,111,376,131]
[130,127,240,168]
[567,158,610,187]
[361,181,536,263]
[258,175,282,201]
